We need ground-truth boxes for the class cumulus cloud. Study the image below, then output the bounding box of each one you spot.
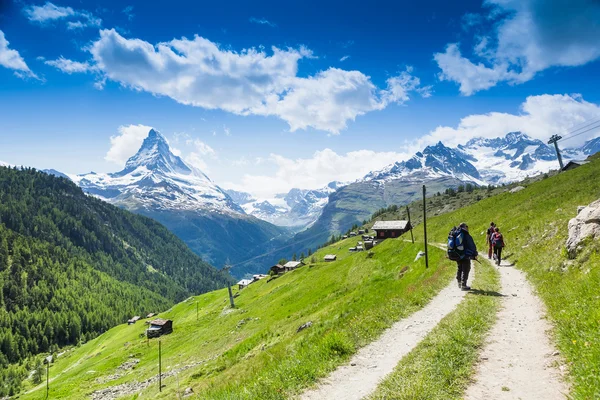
[24,2,101,29]
[435,0,600,95]
[224,148,412,199]
[0,30,37,79]
[45,56,96,74]
[69,29,429,134]
[105,124,153,165]
[183,139,218,172]
[415,94,600,149]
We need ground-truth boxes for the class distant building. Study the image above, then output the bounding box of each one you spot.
[372,220,412,240]
[146,319,173,338]
[127,316,141,325]
[342,235,348,239]
[358,229,365,234]
[252,274,268,281]
[146,313,156,319]
[324,254,337,262]
[562,160,590,172]
[237,279,253,290]
[349,232,357,237]
[283,261,304,271]
[270,264,286,275]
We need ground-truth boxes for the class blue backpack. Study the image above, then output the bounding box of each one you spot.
[447,227,465,261]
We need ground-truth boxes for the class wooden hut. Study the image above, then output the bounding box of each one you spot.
[372,220,412,239]
[146,319,173,338]
[283,261,304,271]
[324,254,337,262]
[237,279,253,290]
[127,316,141,325]
[270,264,285,275]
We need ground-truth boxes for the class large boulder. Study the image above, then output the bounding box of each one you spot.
[566,199,600,258]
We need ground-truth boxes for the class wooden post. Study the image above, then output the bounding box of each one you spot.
[196,301,198,321]
[158,340,162,392]
[422,185,429,269]
[227,284,235,308]
[406,206,414,244]
[46,362,49,399]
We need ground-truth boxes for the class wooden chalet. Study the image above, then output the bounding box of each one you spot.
[127,316,141,325]
[146,319,173,338]
[237,279,253,290]
[324,254,337,262]
[283,261,304,271]
[372,220,412,239]
[270,264,285,275]
[146,313,156,319]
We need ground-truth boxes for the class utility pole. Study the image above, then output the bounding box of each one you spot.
[196,301,198,321]
[221,264,235,308]
[158,340,162,392]
[422,185,429,269]
[46,362,49,399]
[548,134,564,170]
[406,206,414,244]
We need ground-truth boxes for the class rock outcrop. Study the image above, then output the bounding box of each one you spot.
[566,200,600,258]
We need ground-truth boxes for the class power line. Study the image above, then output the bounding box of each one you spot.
[561,117,600,138]
[559,123,600,143]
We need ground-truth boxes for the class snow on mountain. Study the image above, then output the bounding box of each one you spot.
[0,161,10,167]
[229,181,345,229]
[42,169,71,180]
[362,141,486,185]
[74,129,243,215]
[364,131,590,187]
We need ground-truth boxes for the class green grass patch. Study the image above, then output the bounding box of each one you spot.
[368,258,500,399]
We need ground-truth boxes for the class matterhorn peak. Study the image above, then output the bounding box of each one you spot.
[119,129,191,176]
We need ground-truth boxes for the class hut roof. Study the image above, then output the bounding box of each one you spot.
[237,279,253,286]
[283,261,303,268]
[372,220,409,230]
[324,254,337,260]
[149,318,171,326]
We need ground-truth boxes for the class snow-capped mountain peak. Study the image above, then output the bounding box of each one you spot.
[75,129,242,215]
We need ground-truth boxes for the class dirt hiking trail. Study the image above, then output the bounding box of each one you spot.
[465,258,568,399]
[300,270,472,400]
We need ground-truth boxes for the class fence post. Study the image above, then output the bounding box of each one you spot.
[159,340,162,392]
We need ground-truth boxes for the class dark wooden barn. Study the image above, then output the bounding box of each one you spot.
[372,220,412,240]
[146,318,173,338]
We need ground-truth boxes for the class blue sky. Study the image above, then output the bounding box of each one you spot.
[1,0,600,198]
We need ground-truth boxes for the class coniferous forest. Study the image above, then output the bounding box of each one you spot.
[0,166,233,396]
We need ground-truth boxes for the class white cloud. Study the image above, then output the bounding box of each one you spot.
[0,30,37,79]
[415,94,600,149]
[122,6,134,21]
[45,56,96,74]
[339,55,350,62]
[249,17,276,27]
[105,124,153,165]
[24,2,101,29]
[435,0,600,95]
[183,139,217,172]
[224,148,411,199]
[81,29,428,134]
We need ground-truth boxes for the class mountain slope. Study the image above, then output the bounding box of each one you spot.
[0,166,232,396]
[74,130,288,277]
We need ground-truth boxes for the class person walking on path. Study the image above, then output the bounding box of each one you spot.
[486,222,496,259]
[491,227,505,266]
[456,222,478,291]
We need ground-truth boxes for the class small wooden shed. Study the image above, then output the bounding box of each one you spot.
[127,316,141,325]
[270,264,285,275]
[324,254,337,262]
[237,279,253,290]
[283,261,304,271]
[562,160,590,172]
[146,319,173,338]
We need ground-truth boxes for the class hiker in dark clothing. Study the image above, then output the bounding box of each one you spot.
[492,227,505,266]
[486,222,496,259]
[456,222,478,291]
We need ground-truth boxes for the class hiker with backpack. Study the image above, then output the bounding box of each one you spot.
[447,222,478,291]
[486,222,496,259]
[491,227,505,266]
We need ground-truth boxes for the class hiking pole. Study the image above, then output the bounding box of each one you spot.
[473,258,483,264]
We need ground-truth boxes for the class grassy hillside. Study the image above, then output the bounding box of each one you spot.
[18,234,453,399]
[0,167,232,396]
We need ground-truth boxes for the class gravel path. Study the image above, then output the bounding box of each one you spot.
[300,268,471,400]
[464,258,568,399]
